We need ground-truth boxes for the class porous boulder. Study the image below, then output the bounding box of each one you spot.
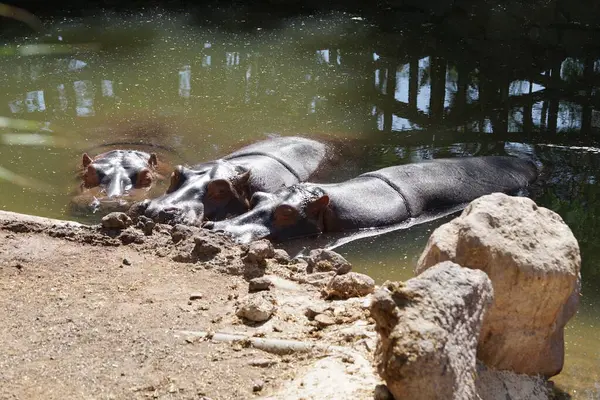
[236,292,277,322]
[370,262,493,400]
[416,193,581,377]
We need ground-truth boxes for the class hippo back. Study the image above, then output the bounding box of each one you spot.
[224,136,328,181]
[363,156,538,217]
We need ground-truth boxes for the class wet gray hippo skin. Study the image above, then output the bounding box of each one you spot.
[137,136,328,225]
[207,156,538,243]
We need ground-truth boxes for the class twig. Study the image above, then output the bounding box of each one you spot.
[178,330,348,355]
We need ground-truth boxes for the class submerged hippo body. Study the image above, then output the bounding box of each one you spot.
[208,156,539,243]
[70,149,172,215]
[138,136,329,225]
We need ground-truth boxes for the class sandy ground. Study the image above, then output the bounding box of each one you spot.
[0,210,381,400]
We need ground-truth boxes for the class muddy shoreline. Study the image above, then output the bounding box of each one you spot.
[0,210,382,400]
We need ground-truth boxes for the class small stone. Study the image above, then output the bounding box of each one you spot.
[323,272,375,300]
[249,277,273,292]
[189,293,203,300]
[304,304,330,320]
[273,248,291,264]
[306,249,351,274]
[122,258,131,266]
[101,212,132,229]
[236,292,277,322]
[244,240,275,264]
[135,215,155,235]
[314,313,336,327]
[374,384,394,400]
[252,380,264,392]
[142,221,155,236]
[248,358,278,368]
[167,384,177,393]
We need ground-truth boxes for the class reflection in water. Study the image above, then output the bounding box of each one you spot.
[1,11,600,398]
[74,80,95,116]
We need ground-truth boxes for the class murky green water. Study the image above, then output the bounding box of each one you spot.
[1,9,599,397]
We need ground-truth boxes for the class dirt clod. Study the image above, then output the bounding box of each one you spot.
[252,379,265,392]
[101,212,132,229]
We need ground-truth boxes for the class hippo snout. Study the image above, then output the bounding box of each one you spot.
[142,200,204,226]
[207,220,270,244]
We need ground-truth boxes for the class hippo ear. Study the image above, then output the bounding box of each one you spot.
[233,169,251,198]
[207,179,233,201]
[166,165,184,194]
[82,153,93,168]
[306,195,329,218]
[148,153,158,168]
[235,169,250,185]
[136,168,153,188]
[84,165,100,188]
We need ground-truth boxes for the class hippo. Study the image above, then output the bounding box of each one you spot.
[70,149,172,215]
[205,156,538,243]
[135,136,330,225]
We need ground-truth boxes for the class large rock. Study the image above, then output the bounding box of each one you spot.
[370,262,493,400]
[416,193,581,377]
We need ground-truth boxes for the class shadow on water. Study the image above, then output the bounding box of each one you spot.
[1,1,600,397]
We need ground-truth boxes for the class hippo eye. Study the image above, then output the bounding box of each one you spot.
[274,205,298,226]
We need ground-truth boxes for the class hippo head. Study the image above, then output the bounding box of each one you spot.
[137,160,252,226]
[72,150,164,214]
[206,184,330,243]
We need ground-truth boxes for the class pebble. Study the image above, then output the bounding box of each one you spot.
[304,303,330,320]
[248,277,273,292]
[189,293,203,301]
[122,258,131,266]
[273,248,291,264]
[314,313,336,327]
[252,379,265,392]
[374,384,395,400]
[244,240,275,263]
[248,358,278,368]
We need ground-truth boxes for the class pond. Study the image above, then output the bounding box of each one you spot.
[0,6,599,398]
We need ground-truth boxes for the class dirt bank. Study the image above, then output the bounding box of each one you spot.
[0,210,380,400]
